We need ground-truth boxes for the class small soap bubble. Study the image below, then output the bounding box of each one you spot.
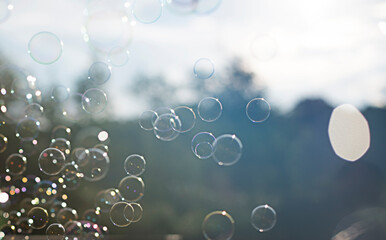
[246,98,271,123]
[27,207,49,229]
[104,188,122,205]
[82,88,108,114]
[118,176,145,202]
[132,0,163,24]
[15,117,40,140]
[153,113,181,141]
[77,148,110,182]
[202,211,235,240]
[212,134,243,166]
[251,204,277,232]
[109,202,133,227]
[139,110,158,131]
[88,62,111,85]
[107,47,130,67]
[173,106,196,133]
[51,85,70,103]
[194,58,214,79]
[18,139,39,156]
[251,35,278,61]
[46,223,65,240]
[50,138,71,156]
[38,148,66,175]
[198,97,222,122]
[124,154,146,176]
[61,163,79,181]
[28,31,63,64]
[25,103,44,119]
[63,220,83,239]
[57,208,78,225]
[124,203,143,223]
[0,133,8,153]
[191,132,216,159]
[5,153,27,176]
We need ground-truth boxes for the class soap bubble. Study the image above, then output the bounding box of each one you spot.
[153,113,181,141]
[198,97,222,122]
[107,46,130,67]
[61,163,80,181]
[191,132,216,159]
[251,35,278,61]
[0,133,8,153]
[251,204,277,232]
[173,106,196,133]
[38,148,66,175]
[194,58,214,79]
[109,202,134,227]
[202,211,235,240]
[5,153,27,176]
[124,203,143,223]
[212,134,243,166]
[46,223,65,240]
[194,0,222,15]
[88,62,111,85]
[57,208,78,225]
[64,220,83,239]
[94,143,109,153]
[139,110,158,130]
[15,117,40,140]
[165,0,198,14]
[18,139,39,156]
[104,188,122,205]
[118,176,145,202]
[51,125,72,140]
[27,207,49,229]
[51,85,71,102]
[95,190,111,213]
[49,200,67,218]
[25,103,44,119]
[77,148,110,182]
[82,88,108,114]
[124,154,146,176]
[0,0,13,23]
[33,180,60,204]
[50,138,71,156]
[246,98,271,123]
[28,31,63,64]
[132,0,163,24]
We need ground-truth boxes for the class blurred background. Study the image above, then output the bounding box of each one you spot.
[0,0,386,239]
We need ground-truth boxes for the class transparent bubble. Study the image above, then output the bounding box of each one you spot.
[107,46,130,67]
[202,211,235,240]
[173,106,196,133]
[94,143,109,153]
[0,0,12,23]
[51,85,71,102]
[251,204,277,232]
[82,88,108,114]
[246,98,271,123]
[46,223,65,240]
[51,125,72,140]
[5,153,27,176]
[212,134,243,166]
[82,209,100,223]
[88,62,111,85]
[28,31,63,64]
[118,176,145,202]
[124,203,143,223]
[27,207,49,229]
[71,147,88,164]
[61,163,79,181]
[124,154,146,176]
[198,97,222,122]
[132,0,163,24]
[64,220,83,239]
[25,103,44,119]
[38,148,66,175]
[251,35,278,61]
[18,139,39,156]
[104,188,122,205]
[0,133,8,153]
[109,202,133,227]
[57,208,78,225]
[15,117,40,140]
[139,110,158,130]
[83,0,134,53]
[153,113,181,141]
[195,0,222,15]
[50,138,71,156]
[77,148,110,182]
[191,132,216,159]
[194,58,214,79]
[166,0,198,14]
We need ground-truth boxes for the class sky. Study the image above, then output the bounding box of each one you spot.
[0,0,386,119]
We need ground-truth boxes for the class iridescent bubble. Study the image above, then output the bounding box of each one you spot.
[173,106,196,133]
[50,138,71,156]
[82,209,100,224]
[38,148,66,175]
[82,88,108,114]
[0,133,8,153]
[109,202,133,227]
[25,103,44,119]
[194,58,214,79]
[57,208,78,225]
[132,0,163,24]
[28,31,63,64]
[15,117,40,140]
[88,62,111,85]
[124,154,146,176]
[118,176,145,202]
[139,110,158,131]
[51,85,71,103]
[18,139,39,156]
[194,0,222,15]
[124,203,143,223]
[212,134,243,166]
[251,204,277,232]
[0,0,13,23]
[202,211,235,240]
[46,223,65,240]
[51,125,72,140]
[64,220,83,239]
[27,207,49,229]
[191,132,216,159]
[153,113,181,141]
[198,97,222,122]
[107,46,130,67]
[77,148,110,182]
[246,98,271,123]
[5,153,27,176]
[250,35,278,61]
[104,188,122,205]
